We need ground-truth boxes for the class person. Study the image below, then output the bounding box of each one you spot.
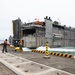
[19,40,23,51]
[2,39,8,53]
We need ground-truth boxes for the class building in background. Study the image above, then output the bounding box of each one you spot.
[12,16,75,48]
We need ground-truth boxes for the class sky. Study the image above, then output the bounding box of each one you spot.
[0,0,75,40]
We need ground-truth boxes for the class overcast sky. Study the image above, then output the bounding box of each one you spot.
[0,0,75,40]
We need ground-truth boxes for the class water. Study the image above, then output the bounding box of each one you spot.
[36,46,75,57]
[22,47,31,51]
[22,46,75,57]
[36,46,51,51]
[8,43,75,58]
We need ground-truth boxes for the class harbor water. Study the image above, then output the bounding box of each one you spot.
[22,46,75,57]
[36,46,75,57]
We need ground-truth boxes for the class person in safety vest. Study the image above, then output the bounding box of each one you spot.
[2,39,8,53]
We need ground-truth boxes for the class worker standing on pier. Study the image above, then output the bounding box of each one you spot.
[19,40,23,51]
[2,39,8,53]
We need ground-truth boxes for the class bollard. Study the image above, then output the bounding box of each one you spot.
[45,42,49,56]
[43,42,50,59]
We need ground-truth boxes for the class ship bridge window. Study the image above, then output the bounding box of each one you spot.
[23,29,35,35]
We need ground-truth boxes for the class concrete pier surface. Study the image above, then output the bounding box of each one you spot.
[0,46,75,75]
